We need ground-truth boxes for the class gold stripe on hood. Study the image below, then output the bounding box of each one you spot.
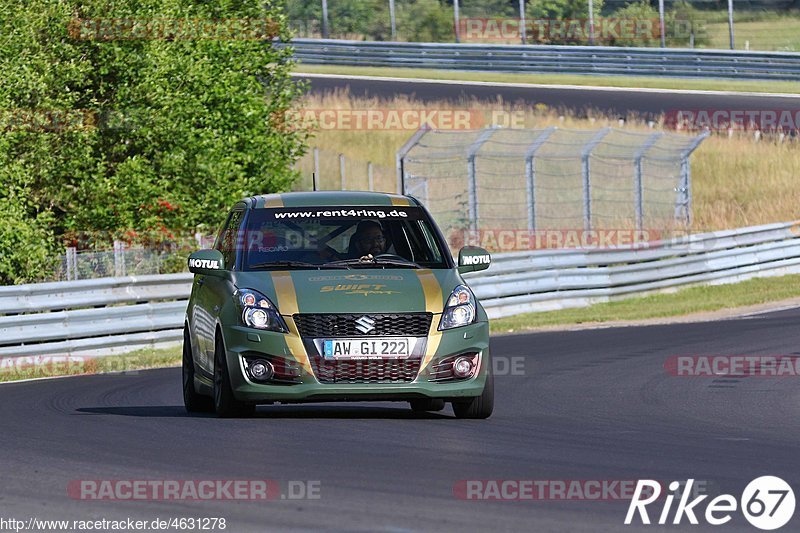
[270,271,312,376]
[415,269,442,371]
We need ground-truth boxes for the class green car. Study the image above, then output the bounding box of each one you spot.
[183,191,493,418]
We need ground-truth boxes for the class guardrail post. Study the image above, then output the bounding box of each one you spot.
[396,125,430,194]
[581,128,610,232]
[676,130,710,226]
[633,132,664,230]
[466,126,499,232]
[524,127,557,231]
[367,162,374,191]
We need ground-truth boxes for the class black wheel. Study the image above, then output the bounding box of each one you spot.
[213,333,255,418]
[409,399,446,412]
[452,368,494,419]
[183,325,214,413]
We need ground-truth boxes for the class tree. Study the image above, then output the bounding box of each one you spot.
[0,0,308,284]
[526,0,605,44]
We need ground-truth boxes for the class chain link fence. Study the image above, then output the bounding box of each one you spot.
[48,127,706,281]
[398,126,707,239]
[56,235,216,281]
[287,1,800,51]
[293,147,395,192]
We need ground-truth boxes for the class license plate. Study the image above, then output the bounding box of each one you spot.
[322,338,412,359]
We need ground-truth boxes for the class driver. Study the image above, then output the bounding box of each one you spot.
[350,220,389,258]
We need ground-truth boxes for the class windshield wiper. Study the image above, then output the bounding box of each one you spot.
[248,260,348,270]
[323,255,422,269]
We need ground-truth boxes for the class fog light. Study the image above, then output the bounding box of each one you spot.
[453,356,475,378]
[249,360,274,381]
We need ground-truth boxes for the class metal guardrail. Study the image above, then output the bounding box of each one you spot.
[285,38,800,81]
[0,274,193,358]
[1,221,799,358]
[464,221,800,317]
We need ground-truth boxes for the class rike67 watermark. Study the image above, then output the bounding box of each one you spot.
[626,477,795,530]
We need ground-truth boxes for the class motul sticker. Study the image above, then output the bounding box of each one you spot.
[188,258,220,269]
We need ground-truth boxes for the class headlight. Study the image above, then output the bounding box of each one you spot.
[439,284,477,330]
[234,288,288,333]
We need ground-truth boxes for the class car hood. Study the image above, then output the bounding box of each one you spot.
[231,268,462,315]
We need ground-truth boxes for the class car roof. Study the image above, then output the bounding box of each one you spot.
[245,191,421,209]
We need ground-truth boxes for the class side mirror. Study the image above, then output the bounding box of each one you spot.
[188,249,225,275]
[457,246,491,274]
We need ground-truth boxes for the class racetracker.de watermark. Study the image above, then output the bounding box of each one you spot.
[665,109,800,132]
[68,17,280,41]
[0,356,139,379]
[453,479,713,501]
[448,229,672,252]
[283,109,527,131]
[0,108,163,133]
[458,18,704,43]
[665,355,800,377]
[68,480,321,501]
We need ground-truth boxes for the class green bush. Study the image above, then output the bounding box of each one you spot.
[606,0,659,47]
[667,1,710,48]
[0,0,308,284]
[526,0,605,44]
[398,0,454,42]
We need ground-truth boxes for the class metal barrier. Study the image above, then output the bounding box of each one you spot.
[1,221,798,358]
[464,221,800,317]
[0,274,192,357]
[284,39,800,81]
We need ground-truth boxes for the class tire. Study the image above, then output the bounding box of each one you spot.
[213,333,255,418]
[183,325,214,413]
[409,399,446,412]
[452,368,494,419]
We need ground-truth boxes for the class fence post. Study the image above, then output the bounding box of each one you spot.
[580,128,611,232]
[633,132,663,230]
[396,125,430,194]
[65,247,75,281]
[367,162,374,191]
[114,240,126,277]
[466,126,499,232]
[65,247,78,281]
[676,131,710,226]
[524,127,557,231]
[339,153,346,190]
[313,148,320,189]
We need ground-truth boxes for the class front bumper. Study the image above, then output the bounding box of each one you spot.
[221,318,490,404]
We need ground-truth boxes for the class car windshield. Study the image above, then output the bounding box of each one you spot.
[238,205,449,270]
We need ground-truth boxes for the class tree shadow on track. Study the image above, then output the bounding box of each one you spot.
[76,405,453,419]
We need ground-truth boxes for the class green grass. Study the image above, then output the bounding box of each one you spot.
[706,19,800,52]
[490,274,800,334]
[0,346,181,383]
[294,64,800,95]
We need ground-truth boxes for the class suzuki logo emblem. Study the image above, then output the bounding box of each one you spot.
[355,315,376,334]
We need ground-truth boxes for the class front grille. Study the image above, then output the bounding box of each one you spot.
[294,313,432,337]
[310,357,421,384]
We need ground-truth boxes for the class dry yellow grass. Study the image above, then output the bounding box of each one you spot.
[295,90,800,231]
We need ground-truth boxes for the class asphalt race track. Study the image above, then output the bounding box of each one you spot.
[294,73,800,119]
[3,307,800,532]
